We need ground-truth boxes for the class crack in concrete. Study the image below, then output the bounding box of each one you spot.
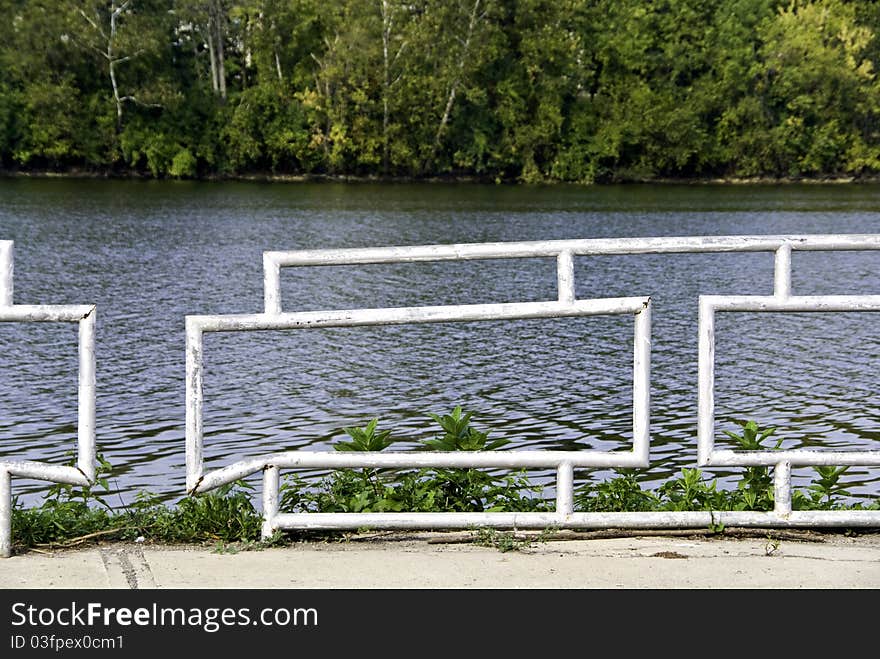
[116,549,139,589]
[99,546,157,589]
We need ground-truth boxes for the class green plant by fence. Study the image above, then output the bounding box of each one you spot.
[10,411,879,555]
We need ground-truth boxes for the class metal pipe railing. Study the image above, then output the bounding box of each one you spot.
[198,234,880,537]
[0,242,97,557]
[8,235,879,552]
[263,234,880,314]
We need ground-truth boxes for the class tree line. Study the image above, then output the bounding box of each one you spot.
[0,0,878,182]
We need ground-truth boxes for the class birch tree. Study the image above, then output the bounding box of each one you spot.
[391,0,500,174]
[176,0,229,99]
[71,0,160,130]
[208,0,228,99]
[430,0,484,161]
[379,0,409,173]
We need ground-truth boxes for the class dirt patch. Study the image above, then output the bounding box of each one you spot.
[651,551,689,559]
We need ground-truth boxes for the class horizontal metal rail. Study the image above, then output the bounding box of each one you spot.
[263,234,880,313]
[254,458,877,536]
[0,241,97,557]
[195,449,648,495]
[193,297,649,332]
[0,305,95,323]
[263,510,880,533]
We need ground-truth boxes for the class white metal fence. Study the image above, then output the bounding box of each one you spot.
[0,241,97,557]
[186,234,880,538]
[2,235,878,557]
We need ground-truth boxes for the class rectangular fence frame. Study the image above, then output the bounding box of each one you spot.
[185,297,654,524]
[0,241,97,557]
[190,234,880,536]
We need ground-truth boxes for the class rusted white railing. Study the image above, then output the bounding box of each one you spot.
[0,241,97,557]
[187,234,880,537]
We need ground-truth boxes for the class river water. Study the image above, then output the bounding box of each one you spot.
[1,179,878,505]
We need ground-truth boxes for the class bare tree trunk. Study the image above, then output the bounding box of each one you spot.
[216,16,227,100]
[311,47,335,164]
[207,22,219,94]
[78,1,137,132]
[208,0,227,100]
[379,0,407,175]
[381,0,391,174]
[432,0,481,160]
[108,6,124,130]
[275,50,283,83]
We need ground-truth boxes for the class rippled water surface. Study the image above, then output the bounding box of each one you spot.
[1,180,878,504]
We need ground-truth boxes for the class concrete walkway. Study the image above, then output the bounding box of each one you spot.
[2,531,879,589]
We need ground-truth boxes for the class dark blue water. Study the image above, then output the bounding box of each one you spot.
[1,179,878,505]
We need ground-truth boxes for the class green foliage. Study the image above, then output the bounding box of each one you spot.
[12,453,114,548]
[575,470,660,512]
[724,420,781,511]
[281,409,547,514]
[169,148,197,179]
[574,419,864,518]
[8,418,878,554]
[12,501,112,549]
[418,467,548,513]
[472,526,557,553]
[724,420,779,451]
[289,465,550,516]
[657,468,728,511]
[335,418,394,452]
[796,465,852,510]
[119,125,180,178]
[12,79,89,167]
[167,481,263,543]
[757,0,878,177]
[12,465,264,552]
[81,480,264,545]
[424,406,509,451]
[222,84,317,173]
[416,408,536,512]
[1,0,877,180]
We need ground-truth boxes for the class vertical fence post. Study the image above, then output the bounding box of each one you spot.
[774,460,792,515]
[556,250,575,304]
[0,469,11,558]
[0,240,12,307]
[185,318,205,493]
[773,246,792,515]
[697,299,715,466]
[262,466,280,540]
[632,299,652,466]
[556,462,574,516]
[263,253,281,314]
[774,244,792,299]
[78,310,97,481]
